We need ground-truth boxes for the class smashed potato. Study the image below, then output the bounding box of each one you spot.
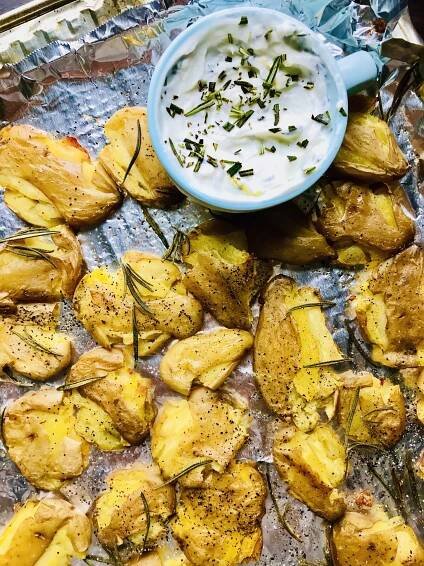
[333,113,408,181]
[151,387,251,487]
[0,225,83,302]
[350,245,424,367]
[73,250,203,356]
[316,181,415,264]
[273,423,346,521]
[333,500,424,565]
[159,329,253,395]
[129,546,190,565]
[183,220,270,329]
[94,463,174,553]
[254,276,343,429]
[67,346,156,445]
[172,461,266,566]
[338,371,406,447]
[0,496,91,566]
[99,107,179,207]
[0,124,120,228]
[3,388,90,490]
[0,307,72,381]
[244,202,335,264]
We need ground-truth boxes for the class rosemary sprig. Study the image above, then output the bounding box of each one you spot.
[6,245,56,267]
[347,441,386,454]
[58,376,106,391]
[287,301,335,315]
[385,61,420,122]
[168,138,184,167]
[132,305,139,361]
[0,228,59,244]
[367,463,397,502]
[140,491,151,552]
[265,464,302,542]
[184,99,215,117]
[141,206,169,248]
[303,358,352,369]
[121,262,155,318]
[156,460,213,488]
[123,119,142,183]
[162,230,189,264]
[12,329,62,358]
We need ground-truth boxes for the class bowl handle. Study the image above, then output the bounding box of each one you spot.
[337,51,378,93]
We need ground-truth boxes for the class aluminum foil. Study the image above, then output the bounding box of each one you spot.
[0,1,422,564]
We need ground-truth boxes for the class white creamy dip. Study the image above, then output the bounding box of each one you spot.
[160,13,338,201]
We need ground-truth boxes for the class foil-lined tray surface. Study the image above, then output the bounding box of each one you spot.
[0,1,422,564]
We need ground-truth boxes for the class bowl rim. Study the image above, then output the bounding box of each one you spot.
[147,6,348,212]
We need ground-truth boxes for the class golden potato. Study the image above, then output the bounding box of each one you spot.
[2,388,90,490]
[0,496,91,566]
[99,107,179,207]
[254,276,343,429]
[182,220,271,329]
[67,346,156,445]
[273,423,346,521]
[93,463,175,554]
[350,245,424,367]
[73,251,203,356]
[0,225,83,302]
[172,461,266,566]
[151,387,251,487]
[128,546,191,565]
[0,312,72,381]
[333,113,408,181]
[316,181,415,264]
[333,501,424,565]
[243,202,335,264]
[159,329,253,395]
[0,124,121,228]
[338,371,406,447]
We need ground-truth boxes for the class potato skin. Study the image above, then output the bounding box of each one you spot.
[0,124,121,228]
[73,251,203,355]
[68,346,156,444]
[0,497,91,566]
[351,245,424,367]
[172,461,266,566]
[273,424,346,521]
[99,107,180,208]
[3,388,90,490]
[333,113,408,182]
[183,220,271,330]
[316,181,415,257]
[159,329,253,395]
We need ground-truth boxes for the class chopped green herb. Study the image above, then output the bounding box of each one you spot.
[288,125,296,132]
[228,33,233,44]
[222,79,232,90]
[304,166,317,175]
[123,119,141,183]
[227,162,242,176]
[198,80,207,91]
[265,29,273,40]
[235,109,254,128]
[208,82,216,92]
[339,107,347,117]
[239,16,248,25]
[225,55,233,62]
[311,111,331,125]
[213,142,218,151]
[263,54,283,98]
[166,103,184,117]
[304,81,314,89]
[218,70,227,81]
[248,67,258,78]
[287,155,297,161]
[265,145,276,153]
[168,138,184,166]
[239,168,254,177]
[184,99,215,117]
[259,143,265,155]
[223,121,235,132]
[256,98,266,109]
[273,103,280,126]
[234,79,255,93]
[269,127,281,133]
[297,139,309,148]
[206,155,218,167]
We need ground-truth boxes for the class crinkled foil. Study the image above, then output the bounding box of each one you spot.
[0,1,422,564]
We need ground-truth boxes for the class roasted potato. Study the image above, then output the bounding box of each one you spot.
[3,388,90,490]
[159,329,253,395]
[99,107,179,207]
[401,367,424,425]
[0,496,91,566]
[243,202,335,264]
[172,461,266,566]
[350,245,424,367]
[128,546,190,565]
[273,423,346,521]
[73,250,203,356]
[151,387,251,487]
[0,307,72,381]
[316,181,415,265]
[94,463,175,555]
[0,124,121,228]
[333,113,408,181]
[182,220,271,329]
[67,346,156,445]
[254,276,343,429]
[338,371,406,447]
[332,499,424,565]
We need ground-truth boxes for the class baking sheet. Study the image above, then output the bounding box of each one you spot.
[0,1,423,564]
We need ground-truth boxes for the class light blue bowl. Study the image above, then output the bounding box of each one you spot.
[147,6,377,212]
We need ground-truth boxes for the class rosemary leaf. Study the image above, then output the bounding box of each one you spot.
[303,358,352,369]
[405,450,423,517]
[123,119,142,183]
[0,228,59,244]
[311,111,331,126]
[12,329,62,358]
[163,230,189,264]
[58,376,106,391]
[156,459,213,488]
[362,406,398,421]
[140,491,151,552]
[6,245,56,268]
[263,55,283,98]
[141,206,169,248]
[169,138,184,167]
[367,463,397,502]
[121,263,155,318]
[84,556,114,565]
[132,305,139,361]
[287,301,335,315]
[345,387,360,441]
[184,99,215,117]
[265,464,302,542]
[0,406,7,449]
